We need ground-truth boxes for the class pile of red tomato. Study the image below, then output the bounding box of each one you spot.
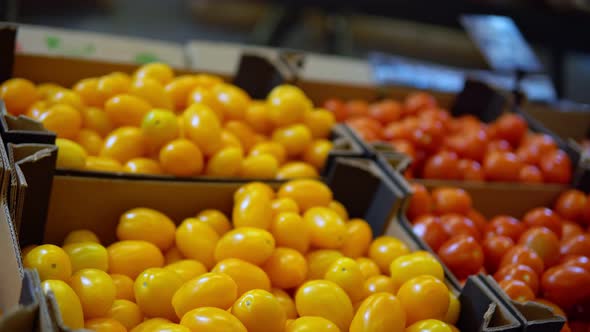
[407,184,590,331]
[323,94,573,184]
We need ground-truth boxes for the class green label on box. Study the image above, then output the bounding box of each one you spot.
[45,34,96,57]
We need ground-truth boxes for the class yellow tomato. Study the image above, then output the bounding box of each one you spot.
[295,280,353,331]
[232,289,286,332]
[124,158,163,175]
[304,207,346,249]
[85,156,124,173]
[350,292,406,332]
[363,275,395,296]
[175,218,219,269]
[249,142,287,165]
[220,130,243,151]
[134,62,174,85]
[164,246,184,264]
[234,182,275,201]
[183,104,222,156]
[165,259,207,282]
[272,288,298,319]
[186,86,224,121]
[104,94,151,127]
[107,240,164,279]
[272,124,312,157]
[116,207,176,251]
[130,318,171,332]
[70,268,116,319]
[239,154,279,179]
[63,242,109,272]
[135,267,184,320]
[26,100,47,119]
[303,139,333,171]
[266,85,309,127]
[224,120,258,152]
[47,89,84,110]
[271,212,310,254]
[80,107,113,137]
[277,179,332,211]
[84,318,127,332]
[328,200,348,221]
[100,126,146,164]
[21,245,37,258]
[324,257,365,302]
[180,307,246,332]
[205,147,243,177]
[211,258,271,296]
[215,227,275,265]
[444,291,460,325]
[277,162,319,179]
[245,101,273,134]
[406,319,453,332]
[390,251,445,290]
[213,83,251,121]
[97,73,131,102]
[107,299,143,331]
[304,109,335,139]
[193,74,223,88]
[37,82,64,99]
[146,323,191,332]
[397,276,450,325]
[1,78,38,115]
[196,209,231,236]
[306,250,343,280]
[24,244,72,281]
[76,129,103,156]
[39,103,82,139]
[271,197,300,216]
[141,109,179,152]
[368,236,410,274]
[340,219,373,259]
[165,75,200,111]
[63,229,100,245]
[73,77,103,107]
[356,258,381,280]
[286,316,340,332]
[41,280,84,329]
[172,272,238,318]
[130,77,173,109]
[263,247,307,289]
[232,190,273,229]
[111,274,135,301]
[159,139,204,176]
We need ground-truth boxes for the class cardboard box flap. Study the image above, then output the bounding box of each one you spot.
[0,270,43,332]
[0,201,22,316]
[0,108,56,146]
[511,301,565,332]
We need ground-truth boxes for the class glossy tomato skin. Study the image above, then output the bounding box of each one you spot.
[487,139,512,154]
[407,184,432,220]
[523,208,563,238]
[540,150,572,184]
[458,159,485,181]
[499,279,535,302]
[542,265,590,310]
[562,256,590,273]
[560,234,590,258]
[483,151,523,182]
[440,214,481,240]
[431,187,472,215]
[423,151,461,180]
[323,98,347,122]
[466,210,488,233]
[555,190,587,224]
[368,99,402,125]
[518,227,561,267]
[412,216,449,252]
[490,114,527,147]
[494,264,539,295]
[438,235,484,280]
[500,245,545,277]
[485,216,525,242]
[561,221,585,242]
[404,92,437,115]
[519,165,544,183]
[482,236,515,273]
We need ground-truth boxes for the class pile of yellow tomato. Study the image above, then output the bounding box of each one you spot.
[0,63,335,178]
[23,179,460,332]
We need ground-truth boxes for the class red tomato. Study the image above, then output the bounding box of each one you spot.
[445,129,488,162]
[346,100,369,118]
[389,140,416,160]
[562,256,590,273]
[323,98,347,122]
[410,121,444,153]
[346,117,383,137]
[555,190,587,223]
[368,99,402,125]
[499,279,535,302]
[560,234,590,258]
[383,122,412,141]
[494,263,539,294]
[483,236,515,273]
[483,151,523,182]
[354,127,381,142]
[448,115,480,134]
[466,209,488,233]
[500,245,545,277]
[431,187,472,215]
[562,221,585,242]
[423,151,461,180]
[523,208,563,238]
[542,265,590,310]
[412,216,449,252]
[404,92,437,115]
[518,227,561,267]
[517,134,557,165]
[540,150,572,184]
[519,165,544,183]
[438,235,484,280]
[406,183,432,220]
[490,114,527,147]
[487,140,512,154]
[458,159,485,181]
[440,214,481,240]
[485,216,525,242]
[583,197,590,226]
